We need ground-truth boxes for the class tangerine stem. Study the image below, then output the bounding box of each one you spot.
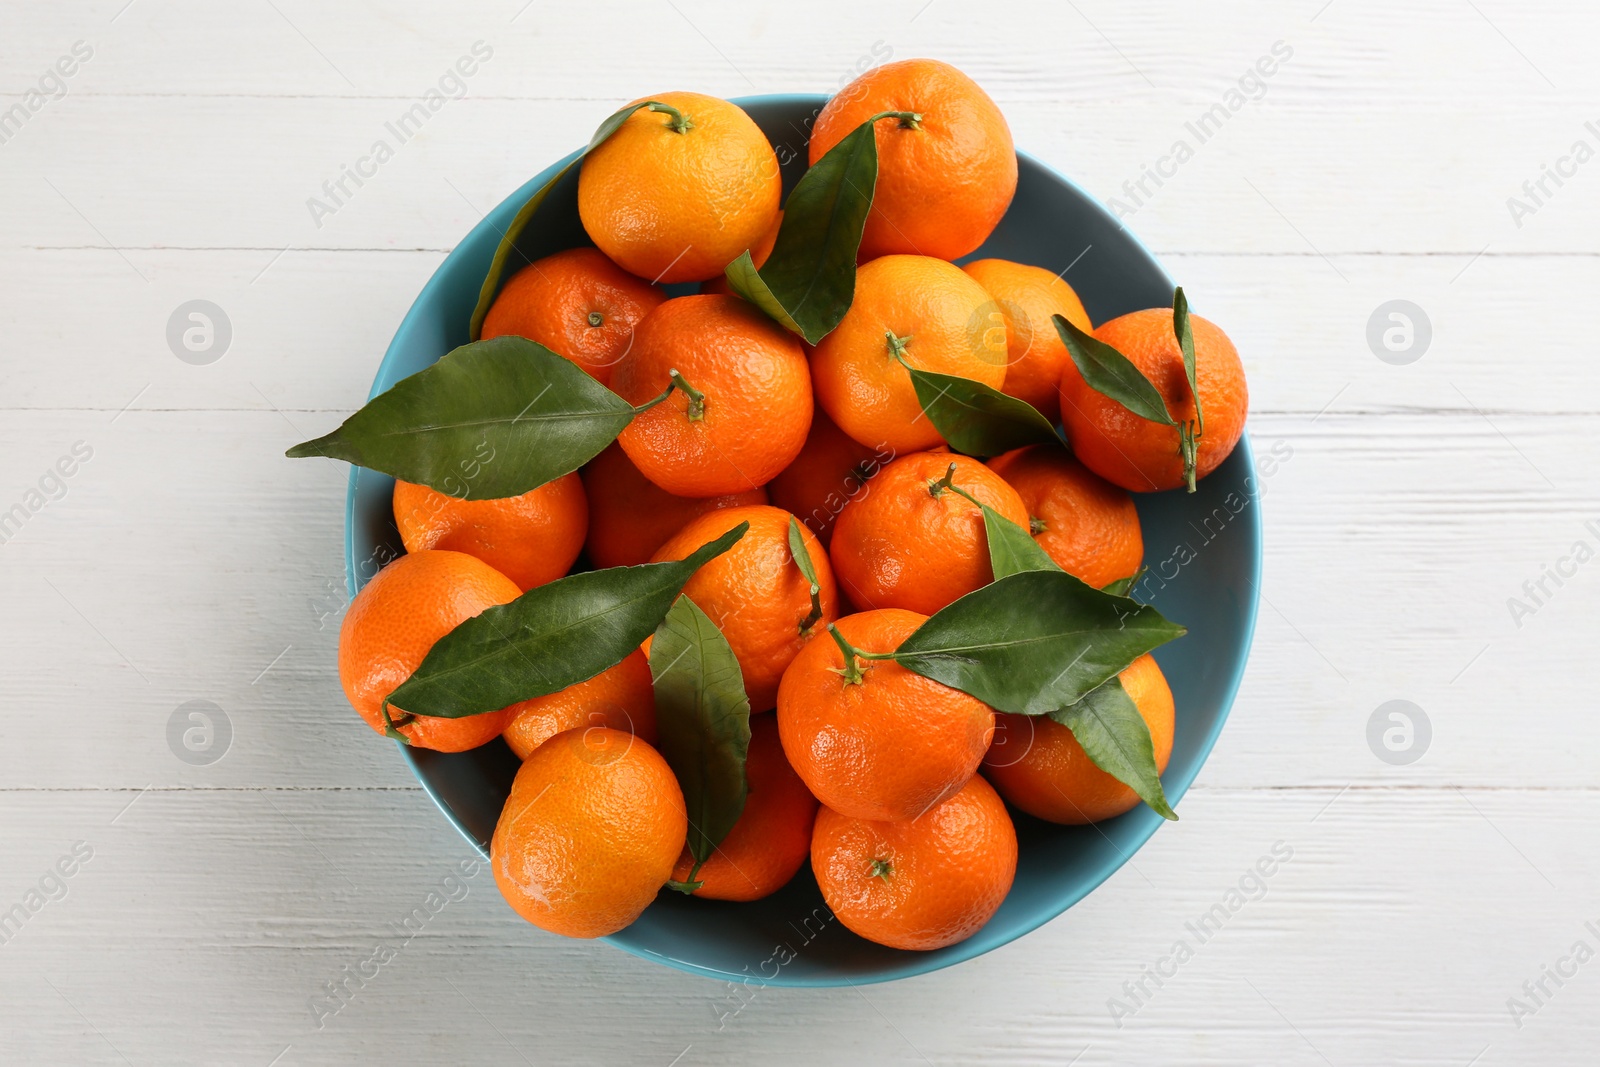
[1030,516,1048,535]
[827,623,895,686]
[646,101,695,133]
[927,462,959,498]
[869,858,893,881]
[799,583,824,636]
[1179,421,1198,493]
[866,109,923,130]
[885,330,913,362]
[669,369,707,421]
[586,311,604,327]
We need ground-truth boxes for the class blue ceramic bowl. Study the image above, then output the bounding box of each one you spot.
[345,94,1261,986]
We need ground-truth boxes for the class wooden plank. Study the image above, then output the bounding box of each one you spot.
[0,786,1593,1064]
[1,92,1595,254]
[4,0,1593,107]
[0,248,1586,416]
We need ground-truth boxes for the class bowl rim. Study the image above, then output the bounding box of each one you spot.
[345,91,1262,986]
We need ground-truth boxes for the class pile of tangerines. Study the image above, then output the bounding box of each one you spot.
[312,59,1247,953]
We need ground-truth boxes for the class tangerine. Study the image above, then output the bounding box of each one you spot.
[338,550,523,752]
[502,648,657,761]
[986,444,1142,589]
[961,258,1091,424]
[669,715,818,901]
[982,654,1175,824]
[580,442,766,569]
[810,254,1006,454]
[650,504,838,713]
[579,92,781,283]
[764,406,889,547]
[492,727,686,938]
[480,246,666,386]
[1060,306,1247,492]
[828,452,1026,615]
[776,608,994,822]
[611,294,812,497]
[392,473,586,593]
[809,59,1016,261]
[811,773,1016,950]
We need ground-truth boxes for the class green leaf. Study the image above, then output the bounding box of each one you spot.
[724,114,881,344]
[286,336,634,499]
[650,595,752,869]
[787,516,820,589]
[384,522,749,718]
[904,367,1061,457]
[892,569,1186,714]
[1054,313,1176,428]
[468,100,659,339]
[1050,677,1177,820]
[1101,567,1147,598]
[723,252,805,336]
[787,516,825,633]
[1173,287,1201,435]
[980,504,1061,581]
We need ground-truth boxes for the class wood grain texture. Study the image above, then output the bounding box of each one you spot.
[2,0,1595,1062]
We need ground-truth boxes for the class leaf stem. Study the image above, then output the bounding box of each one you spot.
[666,856,707,894]
[635,370,708,420]
[646,101,695,134]
[866,109,923,130]
[379,701,413,745]
[944,479,988,512]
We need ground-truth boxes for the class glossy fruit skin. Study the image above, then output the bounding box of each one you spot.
[764,406,891,547]
[492,727,687,938]
[611,295,812,497]
[777,609,994,822]
[578,92,781,284]
[580,442,766,569]
[1059,308,1248,492]
[987,445,1143,589]
[480,247,667,387]
[961,258,1092,424]
[670,715,819,901]
[651,505,839,713]
[699,209,782,297]
[811,255,1006,455]
[392,473,587,593]
[502,648,658,761]
[983,654,1175,824]
[338,550,523,752]
[829,452,1027,616]
[809,59,1016,262]
[811,773,1017,951]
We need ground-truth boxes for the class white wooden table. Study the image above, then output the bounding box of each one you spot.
[4,1,1596,1062]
